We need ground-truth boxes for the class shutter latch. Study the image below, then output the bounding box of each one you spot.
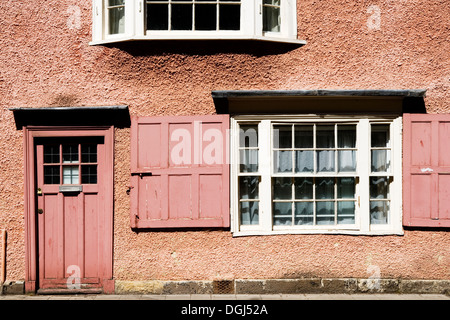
[131,172,153,179]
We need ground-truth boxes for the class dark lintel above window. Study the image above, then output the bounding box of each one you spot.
[211,89,427,115]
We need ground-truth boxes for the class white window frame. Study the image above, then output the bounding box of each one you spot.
[91,0,304,45]
[230,115,403,237]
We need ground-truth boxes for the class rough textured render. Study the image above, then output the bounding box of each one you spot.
[0,0,448,283]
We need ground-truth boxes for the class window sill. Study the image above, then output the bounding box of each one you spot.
[232,228,404,237]
[89,35,306,46]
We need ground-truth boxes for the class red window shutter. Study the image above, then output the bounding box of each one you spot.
[403,113,450,227]
[130,115,230,228]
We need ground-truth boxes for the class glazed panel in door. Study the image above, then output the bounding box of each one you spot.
[36,137,110,291]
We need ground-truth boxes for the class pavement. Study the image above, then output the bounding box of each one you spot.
[0,293,449,300]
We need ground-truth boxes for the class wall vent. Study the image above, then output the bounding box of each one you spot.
[213,280,234,294]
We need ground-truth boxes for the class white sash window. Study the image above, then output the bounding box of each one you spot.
[231,115,403,236]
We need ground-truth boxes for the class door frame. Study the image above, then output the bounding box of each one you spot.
[23,126,114,294]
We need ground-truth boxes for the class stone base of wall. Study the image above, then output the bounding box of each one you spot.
[0,281,25,295]
[2,278,450,295]
[114,278,450,295]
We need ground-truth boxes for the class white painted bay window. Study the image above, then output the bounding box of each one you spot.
[91,0,303,44]
[231,116,403,236]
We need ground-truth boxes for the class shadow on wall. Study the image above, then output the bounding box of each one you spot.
[104,40,304,58]
[402,97,426,114]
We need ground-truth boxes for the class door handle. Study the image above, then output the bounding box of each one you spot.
[38,209,43,214]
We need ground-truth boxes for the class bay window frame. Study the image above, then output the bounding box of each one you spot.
[230,115,403,237]
[91,0,304,45]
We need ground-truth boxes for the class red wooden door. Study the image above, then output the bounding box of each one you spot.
[35,136,112,293]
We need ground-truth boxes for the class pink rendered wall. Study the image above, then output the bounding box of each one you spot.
[0,0,449,281]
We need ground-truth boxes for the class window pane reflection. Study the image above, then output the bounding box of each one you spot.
[63,166,79,185]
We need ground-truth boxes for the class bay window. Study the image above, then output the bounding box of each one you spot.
[231,116,403,236]
[91,0,303,44]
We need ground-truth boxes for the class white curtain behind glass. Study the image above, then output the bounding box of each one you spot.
[338,129,356,172]
[276,151,292,172]
[317,151,334,172]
